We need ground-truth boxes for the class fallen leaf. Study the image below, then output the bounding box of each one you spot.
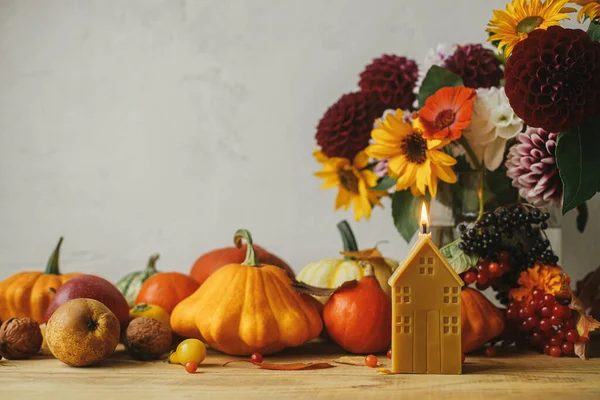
[291,281,337,297]
[223,360,335,370]
[333,356,382,367]
[568,292,600,360]
[376,368,395,374]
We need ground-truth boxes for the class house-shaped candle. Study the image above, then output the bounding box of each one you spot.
[388,203,464,374]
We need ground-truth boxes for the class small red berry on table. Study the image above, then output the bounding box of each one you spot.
[250,353,264,363]
[365,355,378,368]
[485,346,497,357]
[386,349,392,359]
[185,360,198,374]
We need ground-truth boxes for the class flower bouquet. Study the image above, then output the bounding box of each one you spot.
[311,0,600,358]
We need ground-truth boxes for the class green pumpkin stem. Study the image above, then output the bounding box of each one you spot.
[234,229,260,267]
[146,253,160,272]
[44,237,64,275]
[337,220,359,260]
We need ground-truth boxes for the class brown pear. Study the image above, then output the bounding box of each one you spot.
[46,298,120,367]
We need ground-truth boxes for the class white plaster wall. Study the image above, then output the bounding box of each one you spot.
[0,0,598,283]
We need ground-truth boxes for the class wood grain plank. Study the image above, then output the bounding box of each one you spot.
[1,341,599,400]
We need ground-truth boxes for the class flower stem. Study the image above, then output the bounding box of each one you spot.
[458,137,481,171]
[477,166,486,222]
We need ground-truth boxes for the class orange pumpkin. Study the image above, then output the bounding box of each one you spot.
[171,229,322,355]
[0,238,81,324]
[461,288,505,353]
[190,241,294,285]
[135,272,199,314]
[322,262,391,354]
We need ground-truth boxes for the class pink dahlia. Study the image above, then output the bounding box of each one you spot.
[358,54,419,111]
[505,127,562,207]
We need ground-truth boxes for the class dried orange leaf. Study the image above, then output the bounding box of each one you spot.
[223,360,335,370]
[376,368,395,374]
[340,248,383,260]
[333,356,382,367]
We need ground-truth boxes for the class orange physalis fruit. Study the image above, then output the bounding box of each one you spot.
[417,86,476,141]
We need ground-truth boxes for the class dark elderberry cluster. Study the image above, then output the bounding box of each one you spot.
[457,205,558,267]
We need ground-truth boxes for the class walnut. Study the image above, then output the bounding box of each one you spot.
[0,318,43,359]
[124,317,172,361]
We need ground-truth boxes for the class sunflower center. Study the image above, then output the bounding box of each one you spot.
[516,16,544,34]
[401,133,428,164]
[434,109,456,129]
[338,169,359,193]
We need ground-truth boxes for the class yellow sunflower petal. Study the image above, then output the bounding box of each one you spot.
[366,144,403,159]
[353,151,369,169]
[335,188,351,210]
[428,149,457,166]
[361,169,380,189]
[415,162,431,195]
[387,155,408,176]
[432,163,458,184]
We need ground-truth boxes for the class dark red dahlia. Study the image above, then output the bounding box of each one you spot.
[444,44,503,89]
[315,92,382,160]
[505,26,600,133]
[358,54,418,111]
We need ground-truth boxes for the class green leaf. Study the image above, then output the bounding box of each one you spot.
[588,20,600,43]
[577,203,589,233]
[556,115,600,215]
[418,66,464,108]
[440,239,479,275]
[391,190,425,243]
[372,175,397,191]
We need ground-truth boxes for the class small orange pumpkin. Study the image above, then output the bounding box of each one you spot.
[171,229,322,355]
[0,238,81,324]
[322,262,391,354]
[461,288,505,353]
[135,272,199,314]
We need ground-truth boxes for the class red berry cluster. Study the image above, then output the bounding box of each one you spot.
[506,290,581,357]
[461,251,511,290]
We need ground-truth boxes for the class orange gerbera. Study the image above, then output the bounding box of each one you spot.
[509,263,571,303]
[417,86,476,141]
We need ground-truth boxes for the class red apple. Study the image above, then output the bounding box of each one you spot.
[45,275,130,327]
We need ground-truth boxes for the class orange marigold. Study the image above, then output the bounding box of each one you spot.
[417,86,476,141]
[509,263,571,303]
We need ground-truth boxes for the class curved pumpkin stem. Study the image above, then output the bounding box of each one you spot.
[337,220,359,260]
[146,253,160,273]
[45,237,64,275]
[234,229,260,267]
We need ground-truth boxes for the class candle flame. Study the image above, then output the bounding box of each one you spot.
[420,202,428,228]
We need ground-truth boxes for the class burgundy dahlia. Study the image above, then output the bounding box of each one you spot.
[506,127,562,207]
[505,26,600,133]
[315,92,383,160]
[444,44,503,89]
[358,54,418,111]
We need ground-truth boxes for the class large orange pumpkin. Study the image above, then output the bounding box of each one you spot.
[190,240,294,285]
[0,238,81,324]
[461,288,505,353]
[135,272,199,314]
[171,229,321,355]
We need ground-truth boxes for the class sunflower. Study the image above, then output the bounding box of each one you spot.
[487,0,573,57]
[314,150,387,221]
[365,110,457,198]
[571,0,600,21]
[416,86,476,141]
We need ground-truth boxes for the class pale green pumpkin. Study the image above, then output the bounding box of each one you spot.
[116,254,160,307]
[297,221,398,300]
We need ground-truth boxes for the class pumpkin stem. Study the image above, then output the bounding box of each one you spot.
[337,220,359,260]
[44,237,64,275]
[146,253,160,272]
[359,261,375,278]
[234,229,260,267]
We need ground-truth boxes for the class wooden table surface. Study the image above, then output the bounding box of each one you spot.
[2,340,600,400]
